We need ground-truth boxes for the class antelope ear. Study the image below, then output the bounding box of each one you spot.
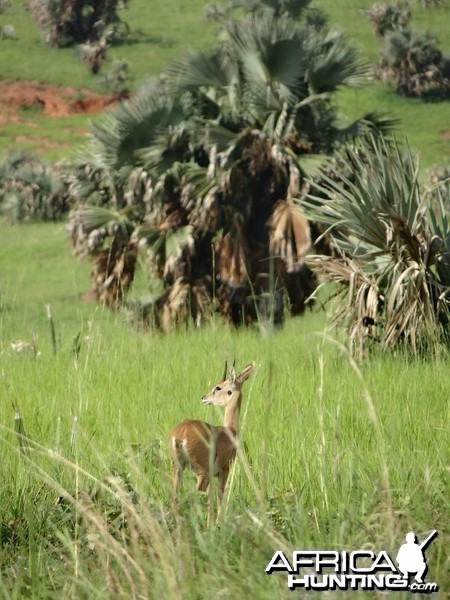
[229,366,236,384]
[237,364,254,383]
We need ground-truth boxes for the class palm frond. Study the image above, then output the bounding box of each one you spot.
[268,200,311,272]
[167,49,238,92]
[306,28,369,92]
[299,136,424,254]
[335,112,399,142]
[299,135,450,353]
[228,13,309,109]
[216,229,249,286]
[72,205,131,233]
[91,82,188,170]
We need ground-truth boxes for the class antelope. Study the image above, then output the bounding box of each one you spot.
[168,361,254,510]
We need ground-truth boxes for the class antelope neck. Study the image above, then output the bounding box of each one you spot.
[223,389,242,432]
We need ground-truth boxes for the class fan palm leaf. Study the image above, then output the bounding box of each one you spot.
[167,49,239,93]
[306,28,369,93]
[91,82,188,171]
[216,228,250,287]
[69,205,137,306]
[299,135,450,354]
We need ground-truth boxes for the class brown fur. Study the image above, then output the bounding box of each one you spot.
[168,363,254,509]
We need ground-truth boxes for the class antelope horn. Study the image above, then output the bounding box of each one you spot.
[221,360,228,382]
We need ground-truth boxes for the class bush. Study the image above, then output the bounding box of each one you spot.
[29,0,130,72]
[0,152,75,223]
[29,0,129,47]
[367,1,450,98]
[299,136,450,356]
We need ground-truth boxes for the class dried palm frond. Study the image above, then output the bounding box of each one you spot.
[157,279,212,331]
[86,240,138,308]
[309,253,383,356]
[69,206,137,307]
[268,200,311,272]
[138,223,194,283]
[124,279,212,331]
[216,229,249,287]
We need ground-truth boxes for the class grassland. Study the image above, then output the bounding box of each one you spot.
[0,0,449,166]
[0,223,449,598]
[0,1,449,596]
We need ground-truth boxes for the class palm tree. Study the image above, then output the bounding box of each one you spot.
[365,1,411,38]
[381,28,449,98]
[30,0,129,47]
[70,0,392,328]
[0,151,73,223]
[366,2,450,98]
[298,135,450,356]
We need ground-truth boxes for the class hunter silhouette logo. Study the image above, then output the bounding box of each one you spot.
[265,530,439,593]
[396,530,437,583]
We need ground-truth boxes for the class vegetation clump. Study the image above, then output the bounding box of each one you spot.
[0,152,74,223]
[366,1,450,98]
[68,0,391,327]
[29,0,130,72]
[299,135,450,356]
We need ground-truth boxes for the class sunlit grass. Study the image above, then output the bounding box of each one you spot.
[0,222,448,597]
[0,0,215,88]
[337,82,450,169]
[0,111,95,163]
[0,0,448,165]
[315,0,450,62]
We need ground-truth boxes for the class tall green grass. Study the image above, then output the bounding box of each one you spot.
[0,223,448,597]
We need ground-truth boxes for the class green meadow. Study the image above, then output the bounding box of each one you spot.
[0,223,448,597]
[0,0,449,596]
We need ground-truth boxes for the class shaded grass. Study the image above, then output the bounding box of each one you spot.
[0,222,448,597]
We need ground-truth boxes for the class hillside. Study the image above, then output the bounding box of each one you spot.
[0,0,449,165]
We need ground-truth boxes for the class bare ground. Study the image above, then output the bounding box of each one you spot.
[0,79,121,124]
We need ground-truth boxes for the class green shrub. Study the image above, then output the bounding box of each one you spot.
[0,152,74,223]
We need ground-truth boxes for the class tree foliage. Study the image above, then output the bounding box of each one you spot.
[68,0,392,328]
[29,0,129,72]
[298,136,450,355]
[366,1,450,98]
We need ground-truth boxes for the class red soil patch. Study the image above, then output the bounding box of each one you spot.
[440,130,450,140]
[0,79,122,122]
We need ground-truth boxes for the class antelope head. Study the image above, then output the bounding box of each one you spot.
[202,360,253,406]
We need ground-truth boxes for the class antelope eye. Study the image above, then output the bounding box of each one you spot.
[227,390,232,396]
[215,386,222,392]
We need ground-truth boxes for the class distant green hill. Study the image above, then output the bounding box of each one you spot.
[0,0,449,166]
